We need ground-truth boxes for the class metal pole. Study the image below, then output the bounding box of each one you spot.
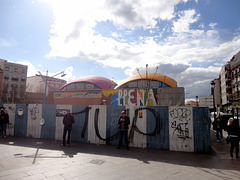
[43,70,48,104]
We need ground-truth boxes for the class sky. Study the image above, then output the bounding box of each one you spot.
[0,0,240,101]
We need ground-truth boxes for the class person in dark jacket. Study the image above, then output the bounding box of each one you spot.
[213,114,223,142]
[227,118,239,158]
[117,111,130,149]
[0,109,9,138]
[61,110,75,147]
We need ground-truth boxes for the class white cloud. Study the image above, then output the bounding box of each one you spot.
[44,0,240,99]
[172,9,200,33]
[209,22,217,29]
[16,61,39,77]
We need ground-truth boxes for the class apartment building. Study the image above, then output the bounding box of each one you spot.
[26,75,66,104]
[0,59,28,104]
[216,51,240,112]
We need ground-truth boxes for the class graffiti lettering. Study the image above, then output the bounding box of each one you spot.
[94,108,119,141]
[129,107,161,142]
[171,121,190,140]
[169,108,191,121]
[4,105,15,114]
[116,89,157,106]
[29,104,40,121]
[7,123,14,129]
[169,107,191,140]
[70,107,91,138]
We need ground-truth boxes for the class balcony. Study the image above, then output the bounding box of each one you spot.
[233,92,240,100]
[226,84,232,91]
[225,64,231,71]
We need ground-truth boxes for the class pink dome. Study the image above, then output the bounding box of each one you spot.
[60,76,117,90]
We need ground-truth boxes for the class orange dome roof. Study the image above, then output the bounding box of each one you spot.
[114,72,177,89]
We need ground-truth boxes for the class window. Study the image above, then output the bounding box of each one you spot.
[4,75,9,79]
[12,76,19,81]
[21,78,26,82]
[76,83,84,90]
[128,81,137,88]
[14,68,18,73]
[11,84,18,88]
[85,83,94,90]
[5,67,9,71]
[66,83,75,91]
[50,84,54,88]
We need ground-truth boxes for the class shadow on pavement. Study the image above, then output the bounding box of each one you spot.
[0,135,239,171]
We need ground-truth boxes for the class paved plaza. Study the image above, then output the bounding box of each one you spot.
[0,130,239,180]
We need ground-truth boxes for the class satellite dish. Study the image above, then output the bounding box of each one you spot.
[18,109,23,116]
[40,118,45,126]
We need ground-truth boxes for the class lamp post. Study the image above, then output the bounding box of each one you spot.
[36,70,66,104]
[211,81,216,124]
[211,81,216,112]
[196,96,199,107]
[43,71,48,104]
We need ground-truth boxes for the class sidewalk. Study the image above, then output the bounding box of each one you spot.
[0,133,239,180]
[211,128,234,160]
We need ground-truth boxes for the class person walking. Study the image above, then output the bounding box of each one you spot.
[117,110,130,149]
[61,110,75,147]
[0,109,9,138]
[213,114,223,142]
[227,118,239,159]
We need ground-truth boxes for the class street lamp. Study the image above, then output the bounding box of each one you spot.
[211,81,215,111]
[36,71,66,104]
[211,81,216,123]
[196,96,199,107]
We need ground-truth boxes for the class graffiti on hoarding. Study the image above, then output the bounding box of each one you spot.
[111,89,157,106]
[129,107,161,142]
[29,104,40,121]
[169,107,191,140]
[89,107,161,143]
[7,123,14,129]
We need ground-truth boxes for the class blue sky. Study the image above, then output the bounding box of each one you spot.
[0,0,240,101]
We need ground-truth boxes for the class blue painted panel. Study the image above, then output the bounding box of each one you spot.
[106,106,125,145]
[147,106,169,150]
[193,107,211,153]
[110,92,119,106]
[71,105,88,143]
[14,104,28,137]
[41,104,57,140]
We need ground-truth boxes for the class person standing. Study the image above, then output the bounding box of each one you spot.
[61,110,75,147]
[0,109,9,138]
[227,118,239,159]
[117,111,130,149]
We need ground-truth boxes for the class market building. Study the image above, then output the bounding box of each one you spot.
[48,73,184,106]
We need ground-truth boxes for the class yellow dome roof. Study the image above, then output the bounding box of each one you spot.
[115,72,177,89]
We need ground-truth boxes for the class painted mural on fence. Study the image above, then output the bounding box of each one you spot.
[169,106,194,152]
[110,89,157,106]
[3,104,210,153]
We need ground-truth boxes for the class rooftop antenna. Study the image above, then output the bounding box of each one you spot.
[137,64,159,106]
